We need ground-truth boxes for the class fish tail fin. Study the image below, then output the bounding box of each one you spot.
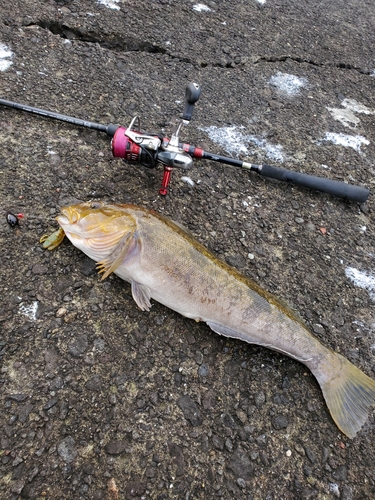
[318,353,375,438]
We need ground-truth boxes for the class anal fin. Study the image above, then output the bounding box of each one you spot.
[207,321,252,343]
[207,321,312,362]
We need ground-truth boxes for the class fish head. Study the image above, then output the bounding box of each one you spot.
[56,201,137,262]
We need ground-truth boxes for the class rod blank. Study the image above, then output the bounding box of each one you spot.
[0,98,119,136]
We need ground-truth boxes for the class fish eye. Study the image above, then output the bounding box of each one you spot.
[90,201,102,209]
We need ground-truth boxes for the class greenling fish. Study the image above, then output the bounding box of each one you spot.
[49,201,375,438]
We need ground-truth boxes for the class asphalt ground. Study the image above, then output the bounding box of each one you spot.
[0,1,375,499]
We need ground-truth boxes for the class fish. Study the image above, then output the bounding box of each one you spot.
[55,200,375,438]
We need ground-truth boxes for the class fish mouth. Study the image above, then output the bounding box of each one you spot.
[56,214,70,226]
[59,207,79,224]
[56,206,121,243]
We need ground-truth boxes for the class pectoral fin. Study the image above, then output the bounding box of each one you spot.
[97,231,141,280]
[131,280,152,311]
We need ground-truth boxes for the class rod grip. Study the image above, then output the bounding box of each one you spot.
[258,164,369,203]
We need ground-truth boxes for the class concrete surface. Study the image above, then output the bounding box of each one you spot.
[1,0,375,498]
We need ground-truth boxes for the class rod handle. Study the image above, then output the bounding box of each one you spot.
[259,164,369,203]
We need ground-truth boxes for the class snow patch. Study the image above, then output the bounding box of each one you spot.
[345,267,375,301]
[200,125,285,162]
[200,125,249,157]
[193,4,211,11]
[250,136,284,162]
[97,0,120,10]
[327,98,374,129]
[0,42,13,71]
[341,98,374,115]
[268,72,308,96]
[321,132,369,152]
[19,301,39,321]
[326,107,360,128]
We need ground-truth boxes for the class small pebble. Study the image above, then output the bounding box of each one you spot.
[237,478,246,488]
[56,307,67,318]
[329,483,340,498]
[57,436,77,463]
[181,176,194,186]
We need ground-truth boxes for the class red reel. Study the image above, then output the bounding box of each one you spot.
[112,127,143,163]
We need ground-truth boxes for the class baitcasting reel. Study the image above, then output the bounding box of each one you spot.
[111,82,201,195]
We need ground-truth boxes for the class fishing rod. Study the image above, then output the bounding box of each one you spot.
[0,85,370,202]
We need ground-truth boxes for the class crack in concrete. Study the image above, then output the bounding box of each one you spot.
[31,20,371,75]
[35,19,167,55]
[253,55,371,75]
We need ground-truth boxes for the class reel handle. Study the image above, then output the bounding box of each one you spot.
[182,83,201,121]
